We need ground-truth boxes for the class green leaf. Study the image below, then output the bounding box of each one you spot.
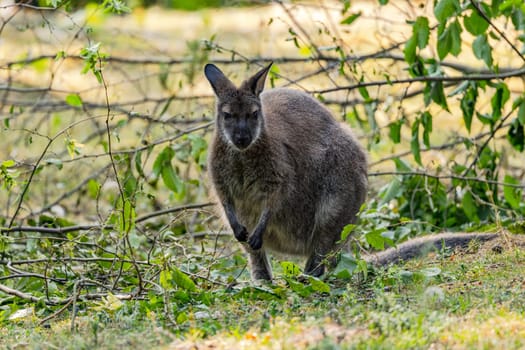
[434,0,461,23]
[123,172,137,200]
[421,111,433,148]
[119,199,135,233]
[333,253,358,279]
[473,34,493,67]
[159,270,171,289]
[460,83,478,132]
[499,0,522,12]
[464,9,490,35]
[153,147,173,178]
[393,157,413,172]
[134,151,145,178]
[365,230,386,250]
[172,267,197,292]
[65,94,83,107]
[437,20,462,59]
[428,81,449,111]
[176,312,189,324]
[380,177,402,204]
[340,224,356,241]
[403,36,418,64]
[358,85,372,103]
[503,175,522,209]
[408,56,427,78]
[307,276,331,294]
[87,178,101,199]
[2,159,15,168]
[411,119,422,165]
[161,163,184,195]
[437,23,451,59]
[404,17,430,64]
[462,190,479,222]
[517,97,525,124]
[414,16,430,49]
[341,12,361,25]
[448,19,463,56]
[280,261,302,277]
[153,146,185,195]
[389,119,403,143]
[491,83,510,121]
[285,277,312,297]
[507,117,524,152]
[356,259,369,279]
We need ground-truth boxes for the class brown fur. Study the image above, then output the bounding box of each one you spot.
[205,63,367,280]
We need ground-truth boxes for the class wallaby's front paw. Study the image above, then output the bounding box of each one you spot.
[233,226,249,242]
[248,233,263,250]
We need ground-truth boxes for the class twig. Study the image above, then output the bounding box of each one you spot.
[461,109,516,177]
[0,283,43,303]
[135,202,214,223]
[39,294,75,326]
[1,202,214,234]
[0,257,152,266]
[369,171,524,189]
[311,68,525,94]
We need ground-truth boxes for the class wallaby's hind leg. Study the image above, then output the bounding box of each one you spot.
[304,240,340,277]
[245,247,272,280]
[304,251,338,277]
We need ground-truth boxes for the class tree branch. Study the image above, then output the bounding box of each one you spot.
[311,68,525,94]
[1,202,214,234]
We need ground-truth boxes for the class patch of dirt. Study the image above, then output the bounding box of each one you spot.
[165,318,369,350]
[471,231,525,256]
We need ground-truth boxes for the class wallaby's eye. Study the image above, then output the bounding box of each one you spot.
[223,112,233,120]
[251,111,259,119]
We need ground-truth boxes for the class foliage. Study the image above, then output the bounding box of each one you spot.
[2,238,525,349]
[0,0,524,347]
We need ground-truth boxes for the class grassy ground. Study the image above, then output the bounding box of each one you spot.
[2,234,524,350]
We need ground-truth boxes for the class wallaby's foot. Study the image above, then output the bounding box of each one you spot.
[248,232,263,250]
[233,225,249,242]
[251,269,272,281]
[247,248,272,281]
[304,249,338,277]
[304,259,325,277]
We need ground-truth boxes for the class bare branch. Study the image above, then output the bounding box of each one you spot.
[311,68,525,94]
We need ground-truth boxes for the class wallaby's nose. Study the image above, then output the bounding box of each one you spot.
[233,133,252,149]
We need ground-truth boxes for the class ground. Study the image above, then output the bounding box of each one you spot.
[3,233,524,350]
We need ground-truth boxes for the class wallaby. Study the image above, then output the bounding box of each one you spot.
[204,63,499,280]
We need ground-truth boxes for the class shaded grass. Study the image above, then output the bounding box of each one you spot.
[2,235,524,349]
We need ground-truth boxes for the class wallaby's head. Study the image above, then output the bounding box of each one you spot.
[204,63,272,151]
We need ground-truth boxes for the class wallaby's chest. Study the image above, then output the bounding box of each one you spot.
[223,155,276,198]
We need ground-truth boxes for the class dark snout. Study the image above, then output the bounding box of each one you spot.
[232,130,253,149]
[230,117,255,150]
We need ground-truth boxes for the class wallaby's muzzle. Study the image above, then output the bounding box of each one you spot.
[231,130,253,150]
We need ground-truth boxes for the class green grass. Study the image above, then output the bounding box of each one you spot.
[2,236,524,350]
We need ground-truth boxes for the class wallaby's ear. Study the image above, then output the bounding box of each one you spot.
[242,62,273,97]
[204,64,236,98]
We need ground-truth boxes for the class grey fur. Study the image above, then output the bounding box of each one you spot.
[365,232,498,267]
[205,63,368,280]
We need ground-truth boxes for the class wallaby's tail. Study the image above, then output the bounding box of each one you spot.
[364,232,498,267]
